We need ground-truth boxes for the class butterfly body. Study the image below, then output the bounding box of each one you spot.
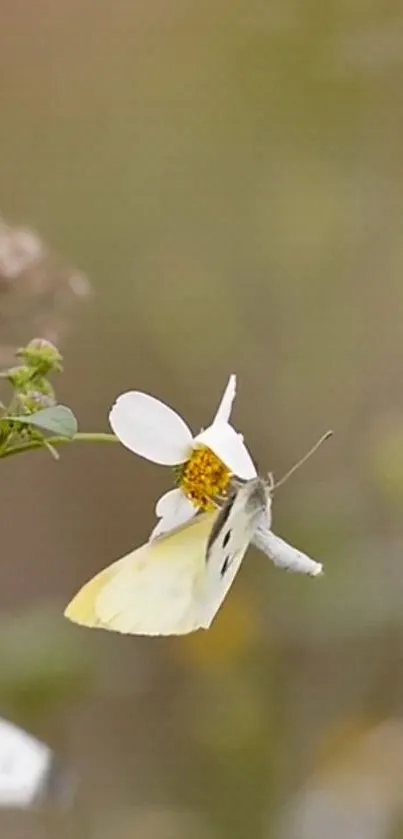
[199,478,270,627]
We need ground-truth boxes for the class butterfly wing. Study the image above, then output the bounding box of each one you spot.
[65,479,271,637]
[64,512,217,636]
[197,478,269,629]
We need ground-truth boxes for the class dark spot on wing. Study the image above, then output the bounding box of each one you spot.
[206,491,236,559]
[220,554,233,577]
[222,529,231,548]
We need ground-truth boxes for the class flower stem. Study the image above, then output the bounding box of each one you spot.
[0,432,119,459]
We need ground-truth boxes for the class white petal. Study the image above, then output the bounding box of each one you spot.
[150,489,196,540]
[109,392,192,465]
[252,524,323,576]
[195,421,257,479]
[212,374,236,424]
[155,487,182,517]
[0,718,51,807]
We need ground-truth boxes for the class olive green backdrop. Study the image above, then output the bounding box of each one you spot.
[1,1,403,837]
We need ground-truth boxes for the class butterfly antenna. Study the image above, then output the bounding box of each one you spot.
[271,430,333,490]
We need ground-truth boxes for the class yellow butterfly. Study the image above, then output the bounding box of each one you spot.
[64,478,270,636]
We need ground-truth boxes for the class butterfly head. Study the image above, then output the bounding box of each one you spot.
[226,475,272,532]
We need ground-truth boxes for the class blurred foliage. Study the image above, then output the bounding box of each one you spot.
[0,606,94,723]
[0,338,78,459]
[0,217,91,367]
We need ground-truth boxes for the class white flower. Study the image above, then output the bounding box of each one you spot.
[109,374,257,539]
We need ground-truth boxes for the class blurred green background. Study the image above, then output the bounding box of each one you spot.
[2,0,403,836]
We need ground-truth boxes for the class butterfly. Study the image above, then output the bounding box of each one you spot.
[64,477,271,637]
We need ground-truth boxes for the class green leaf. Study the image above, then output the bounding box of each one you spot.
[6,405,78,438]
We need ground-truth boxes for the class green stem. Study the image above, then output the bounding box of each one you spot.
[0,432,119,459]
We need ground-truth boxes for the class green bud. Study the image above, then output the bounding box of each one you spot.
[17,339,63,375]
[32,378,56,402]
[17,391,56,414]
[6,365,33,389]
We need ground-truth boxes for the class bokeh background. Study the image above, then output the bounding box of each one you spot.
[2,0,403,836]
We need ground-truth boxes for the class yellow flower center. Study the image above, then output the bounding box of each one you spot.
[178,445,231,511]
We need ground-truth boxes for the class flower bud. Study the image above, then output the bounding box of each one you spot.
[5,365,33,389]
[18,391,56,414]
[32,378,56,402]
[17,339,62,375]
